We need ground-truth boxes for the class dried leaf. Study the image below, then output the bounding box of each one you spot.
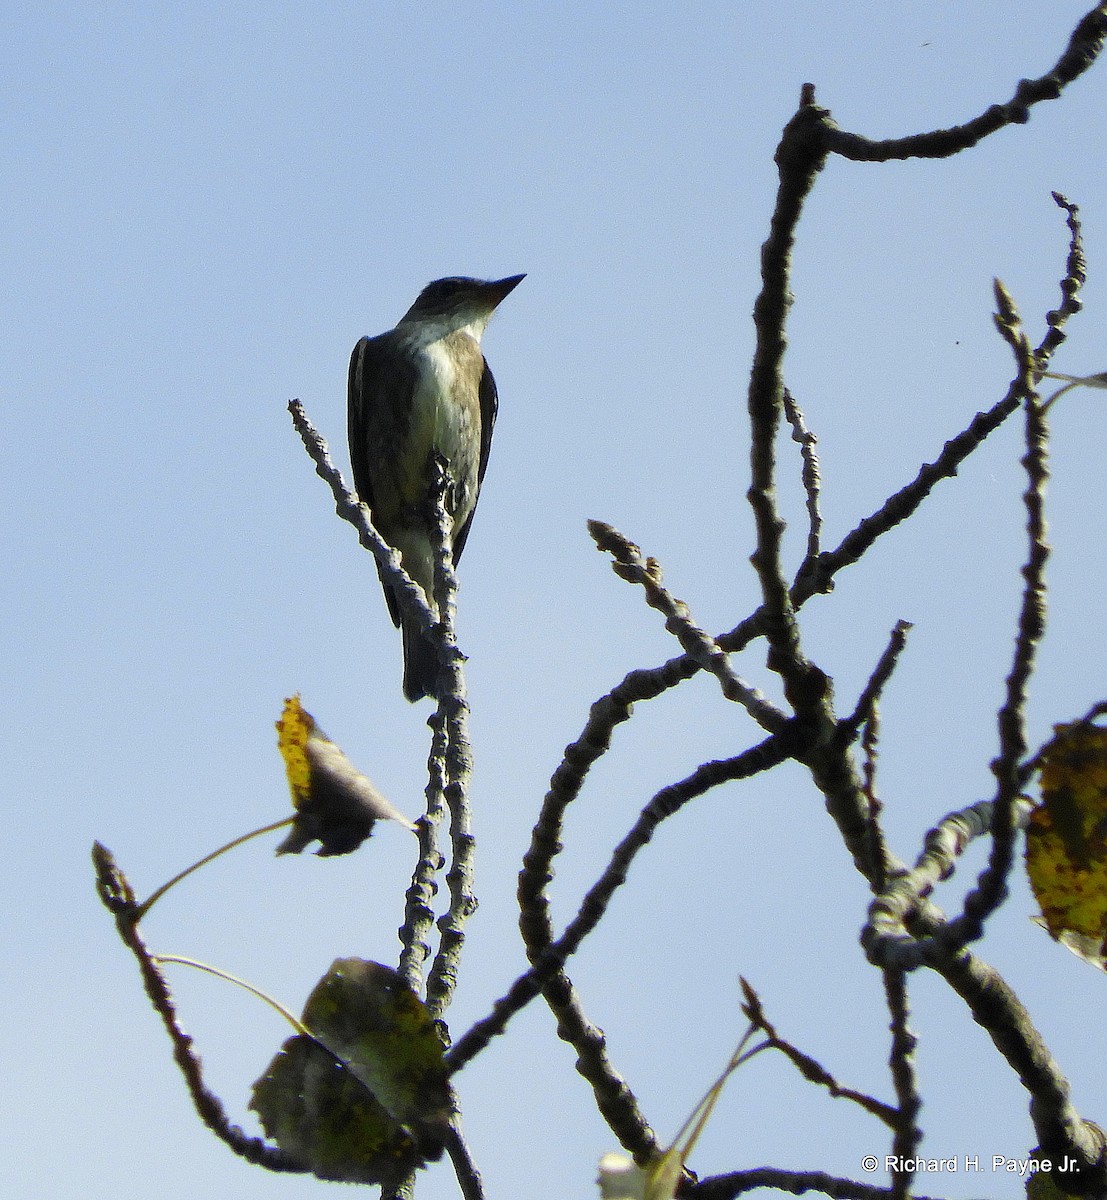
[275,695,415,855]
[1026,721,1107,958]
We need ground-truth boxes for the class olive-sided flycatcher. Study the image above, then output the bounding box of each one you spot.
[348,274,524,702]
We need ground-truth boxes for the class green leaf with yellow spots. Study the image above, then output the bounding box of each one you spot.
[251,1034,424,1186]
[1026,721,1107,962]
[250,959,454,1183]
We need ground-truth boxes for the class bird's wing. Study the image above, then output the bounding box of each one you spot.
[348,334,420,627]
[452,357,499,563]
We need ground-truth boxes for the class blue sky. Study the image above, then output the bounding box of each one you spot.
[5,4,1107,1199]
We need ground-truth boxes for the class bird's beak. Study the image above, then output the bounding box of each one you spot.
[483,274,526,307]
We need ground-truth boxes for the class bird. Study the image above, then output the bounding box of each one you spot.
[348,274,524,701]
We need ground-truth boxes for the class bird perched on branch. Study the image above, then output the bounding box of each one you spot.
[348,274,524,702]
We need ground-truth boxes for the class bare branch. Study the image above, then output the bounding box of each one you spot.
[530,184,1079,855]
[572,356,1041,816]
[938,285,1047,951]
[425,458,478,1021]
[1037,192,1088,366]
[588,519,788,732]
[840,620,914,740]
[882,970,922,1200]
[91,843,304,1174]
[798,382,1024,602]
[452,736,792,1075]
[863,797,1036,970]
[739,978,898,1127]
[837,620,914,894]
[785,194,1076,611]
[397,778,444,993]
[860,813,1107,1190]
[748,88,833,719]
[287,399,435,641]
[782,387,823,561]
[940,952,1107,1191]
[859,716,885,892]
[822,6,1107,162]
[692,1168,948,1200]
[442,1123,485,1200]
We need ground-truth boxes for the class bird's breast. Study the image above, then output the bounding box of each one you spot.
[407,335,482,516]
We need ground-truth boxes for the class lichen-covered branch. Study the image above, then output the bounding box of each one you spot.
[937,286,1048,953]
[588,519,788,732]
[425,459,478,1021]
[882,969,922,1200]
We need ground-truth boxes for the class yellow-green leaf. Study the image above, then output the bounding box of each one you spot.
[250,959,454,1183]
[1026,721,1107,957]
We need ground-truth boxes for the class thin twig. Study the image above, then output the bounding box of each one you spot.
[821,7,1107,163]
[91,843,304,1173]
[287,400,435,641]
[782,387,823,561]
[739,978,898,1127]
[939,283,1047,952]
[1036,192,1087,367]
[442,1123,485,1200]
[397,811,441,993]
[691,1168,947,1200]
[882,969,922,1200]
[859,714,884,892]
[836,621,915,894]
[840,621,914,740]
[588,519,788,732]
[797,382,1024,602]
[748,86,832,719]
[459,736,793,1084]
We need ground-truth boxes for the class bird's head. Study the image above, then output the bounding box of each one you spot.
[398,274,525,340]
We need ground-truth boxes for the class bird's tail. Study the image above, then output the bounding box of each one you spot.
[401,611,441,703]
